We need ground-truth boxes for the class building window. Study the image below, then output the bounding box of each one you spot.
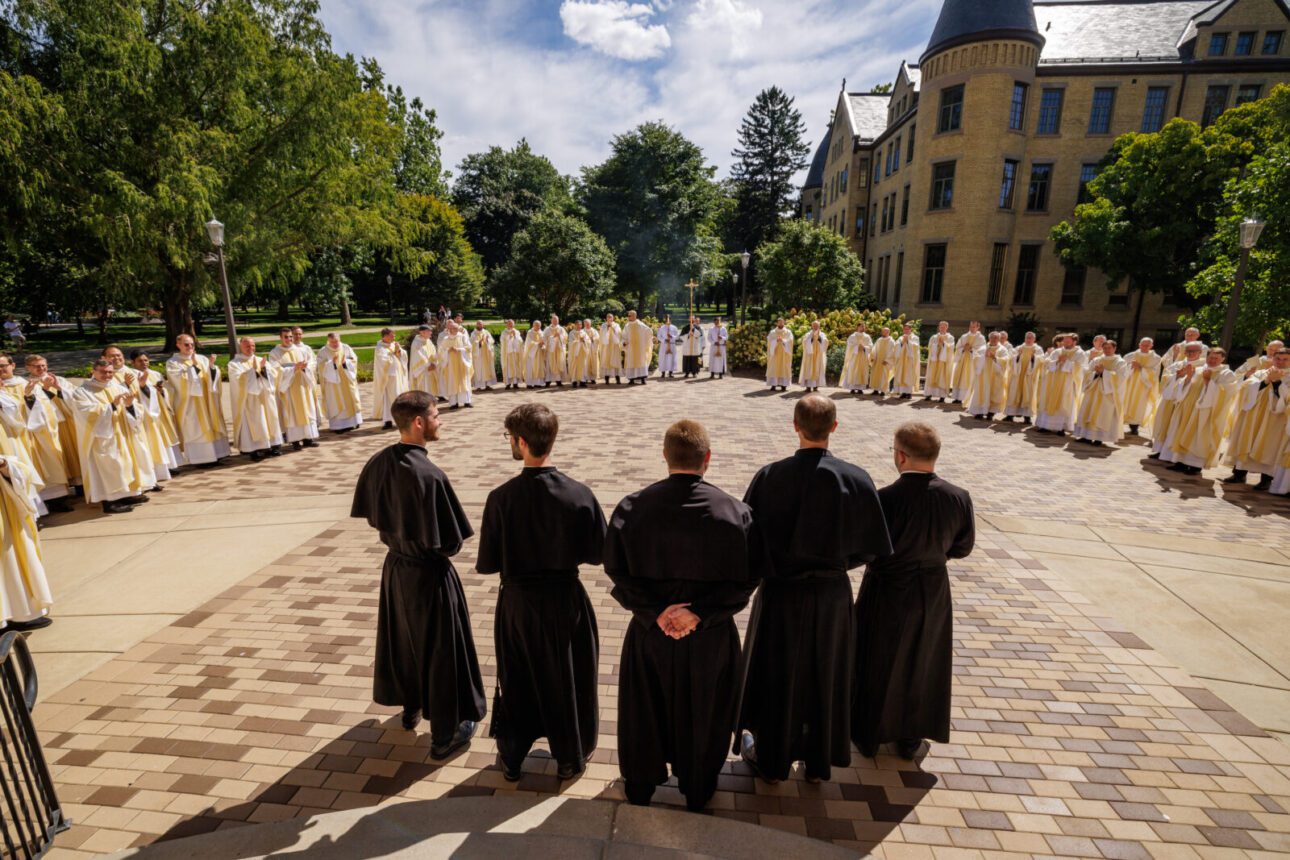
[874,159,881,184]
[892,137,900,173]
[1235,31,1256,55]
[987,244,1008,306]
[1109,280,1131,307]
[921,244,947,304]
[1037,88,1064,134]
[1202,85,1230,126]
[855,211,864,235]
[1236,84,1262,105]
[840,208,847,236]
[999,159,1018,209]
[900,185,910,226]
[878,256,889,305]
[885,143,894,177]
[938,84,964,133]
[1141,86,1169,132]
[1209,32,1229,56]
[893,252,904,305]
[906,125,916,163]
[1264,31,1284,55]
[1026,163,1052,212]
[1009,82,1029,131]
[870,203,877,237]
[1088,87,1115,134]
[1060,265,1087,306]
[929,161,955,210]
[1078,163,1099,204]
[840,167,848,192]
[880,197,890,233]
[1013,245,1040,305]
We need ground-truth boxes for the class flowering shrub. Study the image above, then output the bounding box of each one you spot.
[727,308,916,372]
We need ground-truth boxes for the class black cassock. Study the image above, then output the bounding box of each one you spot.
[605,474,758,811]
[678,324,702,375]
[852,472,974,750]
[735,448,891,781]
[350,443,486,741]
[476,466,607,770]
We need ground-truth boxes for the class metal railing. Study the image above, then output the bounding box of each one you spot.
[0,632,67,859]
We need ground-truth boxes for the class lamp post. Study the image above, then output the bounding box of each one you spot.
[1220,216,1266,352]
[386,273,394,324]
[739,250,751,326]
[204,218,238,357]
[730,272,738,319]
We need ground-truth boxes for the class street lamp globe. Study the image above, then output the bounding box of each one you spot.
[1239,216,1266,250]
[205,219,225,248]
[731,273,738,285]
[740,250,751,269]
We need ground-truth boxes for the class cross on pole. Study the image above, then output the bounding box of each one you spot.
[685,278,698,322]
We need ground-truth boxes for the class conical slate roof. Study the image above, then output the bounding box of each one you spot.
[921,0,1045,63]
[802,126,830,191]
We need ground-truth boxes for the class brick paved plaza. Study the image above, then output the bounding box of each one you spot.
[31,375,1290,857]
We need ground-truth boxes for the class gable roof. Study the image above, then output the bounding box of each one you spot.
[1034,0,1227,63]
[844,93,890,142]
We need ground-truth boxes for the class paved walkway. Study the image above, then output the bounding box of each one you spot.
[28,375,1290,857]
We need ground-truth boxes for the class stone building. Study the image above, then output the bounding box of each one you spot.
[801,0,1290,344]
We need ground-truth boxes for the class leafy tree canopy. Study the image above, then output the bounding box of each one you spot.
[756,219,866,313]
[490,210,616,322]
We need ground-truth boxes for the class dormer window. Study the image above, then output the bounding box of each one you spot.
[1209,32,1229,56]
[1235,31,1256,56]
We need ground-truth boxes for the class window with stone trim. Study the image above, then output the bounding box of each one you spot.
[987,243,1007,307]
[1013,244,1040,305]
[892,137,900,173]
[1235,32,1256,56]
[1078,163,1098,204]
[1236,84,1262,106]
[1060,265,1087,307]
[1264,31,1284,55]
[893,251,904,305]
[1141,86,1169,133]
[1009,82,1029,131]
[881,197,890,233]
[1209,32,1229,56]
[1088,88,1115,134]
[938,84,964,133]
[929,161,955,210]
[1026,163,1052,212]
[901,185,910,226]
[1037,88,1064,134]
[921,244,947,304]
[906,126,916,163]
[999,159,1018,209]
[1202,85,1230,126]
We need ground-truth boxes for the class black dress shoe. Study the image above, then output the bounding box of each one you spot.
[148,484,164,492]
[1224,470,1248,484]
[268,446,283,457]
[401,707,420,730]
[250,450,265,462]
[430,720,476,759]
[1255,475,1272,491]
[856,742,878,758]
[896,738,923,760]
[556,760,584,780]
[738,733,778,784]
[1128,424,1139,435]
[126,494,151,504]
[502,759,523,782]
[43,497,73,513]
[1147,452,1160,459]
[292,440,303,450]
[382,422,394,430]
[302,438,318,447]
[7,616,52,632]
[464,403,473,408]
[102,500,134,514]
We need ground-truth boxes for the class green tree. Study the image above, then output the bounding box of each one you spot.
[387,194,485,312]
[490,211,616,321]
[756,219,866,312]
[385,80,449,198]
[581,121,721,310]
[870,82,893,94]
[729,87,811,268]
[452,140,571,274]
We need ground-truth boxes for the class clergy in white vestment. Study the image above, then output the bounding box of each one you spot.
[499,320,525,389]
[1084,335,1106,365]
[440,322,474,408]
[1223,348,1289,489]
[164,336,231,466]
[1123,339,1162,436]
[1074,340,1128,445]
[765,319,794,391]
[523,321,547,387]
[435,325,454,395]
[472,321,497,391]
[22,355,82,492]
[1235,341,1283,379]
[228,337,284,460]
[1162,347,1240,474]
[124,349,180,482]
[1150,344,1206,459]
[0,455,53,631]
[583,319,602,381]
[409,325,441,401]
[1164,327,1208,365]
[655,316,680,377]
[1034,333,1088,435]
[966,333,1009,419]
[316,334,363,431]
[544,316,569,385]
[102,345,165,487]
[622,311,654,384]
[267,328,320,448]
[707,318,729,379]
[72,359,151,513]
[8,357,73,511]
[599,314,624,382]
[868,327,896,395]
[679,316,705,379]
[949,322,985,404]
[923,322,955,400]
[1004,332,1044,422]
[568,320,594,386]
[798,321,828,391]
[373,328,410,428]
[892,325,921,397]
[0,357,69,515]
[841,324,872,393]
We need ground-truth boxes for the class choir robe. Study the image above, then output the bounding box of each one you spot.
[523,328,547,386]
[471,329,497,390]
[841,333,872,392]
[435,331,453,394]
[409,334,441,399]
[1074,354,1128,443]
[606,474,758,810]
[1152,359,1203,456]
[1004,343,1044,418]
[266,344,320,443]
[707,325,729,375]
[736,449,891,782]
[1226,371,1287,476]
[599,322,625,375]
[798,332,828,388]
[350,443,486,740]
[585,326,602,379]
[137,368,181,475]
[568,330,593,382]
[765,328,794,387]
[892,335,921,395]
[71,379,149,502]
[372,341,410,422]
[868,336,896,393]
[1270,408,1290,495]
[316,344,363,430]
[852,472,974,751]
[1165,365,1240,468]
[102,373,160,486]
[499,329,525,385]
[1,381,68,502]
[1124,349,1162,431]
[40,376,83,487]
[623,320,654,380]
[679,324,704,375]
[544,325,569,383]
[656,324,680,374]
[477,467,607,770]
[1034,348,1088,432]
[949,331,985,401]
[924,333,955,398]
[1165,339,1208,365]
[966,345,1009,418]
[440,331,473,406]
[227,355,283,454]
[0,456,52,625]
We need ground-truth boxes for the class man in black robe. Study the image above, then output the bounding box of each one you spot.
[605,420,759,812]
[350,390,485,759]
[853,421,974,760]
[735,394,891,784]
[477,403,606,782]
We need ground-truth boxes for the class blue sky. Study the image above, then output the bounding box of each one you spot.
[318,0,942,181]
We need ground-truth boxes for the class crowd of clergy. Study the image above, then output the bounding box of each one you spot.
[352,391,973,812]
[794,320,1290,493]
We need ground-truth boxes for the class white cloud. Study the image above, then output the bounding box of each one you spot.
[684,0,762,58]
[559,1,672,61]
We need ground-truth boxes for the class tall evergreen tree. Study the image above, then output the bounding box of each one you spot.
[729,87,811,257]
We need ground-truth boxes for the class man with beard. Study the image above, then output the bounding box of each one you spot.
[350,391,485,759]
[477,404,606,781]
[735,394,891,784]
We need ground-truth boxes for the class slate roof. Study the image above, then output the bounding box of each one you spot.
[923,0,1044,62]
[903,63,922,91]
[846,93,891,141]
[803,128,829,190]
[1034,0,1217,62]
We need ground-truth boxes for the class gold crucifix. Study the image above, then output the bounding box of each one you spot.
[685,278,698,321]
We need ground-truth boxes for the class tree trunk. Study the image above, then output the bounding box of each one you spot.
[161,273,195,353]
[340,295,352,326]
[275,296,290,321]
[1130,286,1146,346]
[96,303,110,345]
[76,314,84,336]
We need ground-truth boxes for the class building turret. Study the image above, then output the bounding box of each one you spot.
[921,0,1044,64]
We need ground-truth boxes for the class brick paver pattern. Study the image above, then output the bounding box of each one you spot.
[33,376,1290,857]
